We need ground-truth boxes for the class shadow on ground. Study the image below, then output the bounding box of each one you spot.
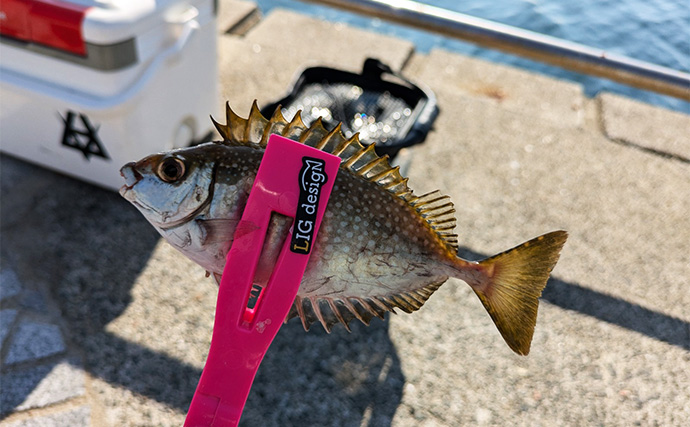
[0,155,159,417]
[457,248,690,352]
[0,155,404,426]
[2,155,687,425]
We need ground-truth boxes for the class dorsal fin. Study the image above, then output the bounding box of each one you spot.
[245,101,269,146]
[282,110,308,140]
[300,117,330,147]
[261,105,289,145]
[212,101,247,142]
[410,191,459,249]
[214,102,460,249]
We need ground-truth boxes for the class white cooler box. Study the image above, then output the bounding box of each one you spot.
[0,0,219,190]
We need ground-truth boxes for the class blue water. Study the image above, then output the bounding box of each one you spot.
[252,0,690,113]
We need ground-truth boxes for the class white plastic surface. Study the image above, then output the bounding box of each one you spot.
[0,0,215,98]
[68,0,206,44]
[0,0,219,190]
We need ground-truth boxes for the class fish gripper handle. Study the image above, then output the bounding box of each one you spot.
[184,135,340,426]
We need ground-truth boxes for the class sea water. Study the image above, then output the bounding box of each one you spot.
[251,0,690,113]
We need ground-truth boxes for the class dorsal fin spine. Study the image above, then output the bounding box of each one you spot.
[300,118,328,147]
[282,110,308,140]
[216,102,246,143]
[369,165,399,183]
[356,155,389,175]
[214,101,461,256]
[383,177,408,191]
[211,116,229,140]
[411,191,443,206]
[316,123,342,150]
[425,208,456,220]
[245,101,268,145]
[414,197,449,209]
[343,143,376,169]
[332,136,357,157]
[261,105,289,145]
[420,202,454,216]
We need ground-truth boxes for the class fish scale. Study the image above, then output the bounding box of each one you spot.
[295,169,455,330]
[120,101,567,355]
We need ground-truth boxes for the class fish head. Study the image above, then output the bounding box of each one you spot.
[119,146,216,230]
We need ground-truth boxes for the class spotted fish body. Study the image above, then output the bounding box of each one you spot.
[120,102,567,355]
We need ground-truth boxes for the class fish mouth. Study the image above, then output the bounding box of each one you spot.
[119,162,142,197]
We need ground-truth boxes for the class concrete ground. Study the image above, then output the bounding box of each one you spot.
[1,1,689,426]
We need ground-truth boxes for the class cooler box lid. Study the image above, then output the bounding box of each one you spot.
[1,0,210,57]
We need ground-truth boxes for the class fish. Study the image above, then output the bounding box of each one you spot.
[120,101,567,355]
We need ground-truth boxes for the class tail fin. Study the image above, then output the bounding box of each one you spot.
[472,230,567,355]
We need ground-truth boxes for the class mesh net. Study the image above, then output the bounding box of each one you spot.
[278,82,415,148]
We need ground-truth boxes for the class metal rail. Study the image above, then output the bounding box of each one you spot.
[303,0,690,101]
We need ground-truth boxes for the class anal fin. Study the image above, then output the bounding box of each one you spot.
[287,280,446,332]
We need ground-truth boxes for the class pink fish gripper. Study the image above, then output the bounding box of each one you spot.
[184,134,340,426]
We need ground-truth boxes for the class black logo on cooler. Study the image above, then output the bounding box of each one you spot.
[291,157,329,254]
[61,111,109,160]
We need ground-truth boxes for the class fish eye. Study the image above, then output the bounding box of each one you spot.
[157,157,186,183]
